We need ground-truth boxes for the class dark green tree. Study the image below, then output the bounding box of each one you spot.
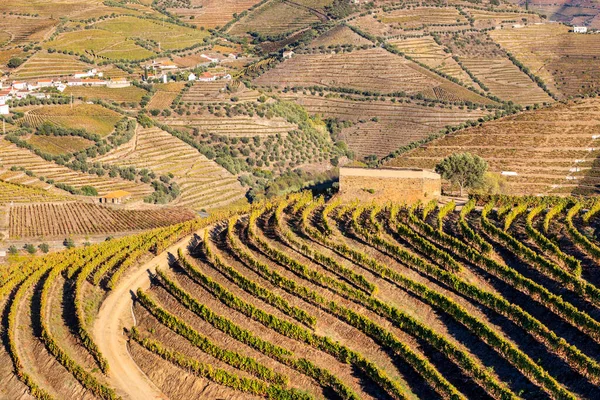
[435,152,488,196]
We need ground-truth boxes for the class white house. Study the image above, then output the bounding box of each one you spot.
[574,26,588,33]
[283,50,294,59]
[55,83,66,92]
[12,81,26,90]
[15,90,30,99]
[0,104,9,115]
[37,79,54,88]
[84,79,107,86]
[73,69,99,79]
[67,79,85,87]
[0,89,11,103]
[197,72,217,82]
[106,78,130,88]
[188,72,197,81]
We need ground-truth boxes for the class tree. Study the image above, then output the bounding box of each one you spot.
[39,243,50,253]
[435,152,487,196]
[64,238,75,249]
[7,57,24,68]
[8,245,18,255]
[24,244,37,254]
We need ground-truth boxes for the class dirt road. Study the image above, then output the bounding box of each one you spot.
[93,230,202,400]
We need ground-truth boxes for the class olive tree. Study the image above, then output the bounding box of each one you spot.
[435,152,487,196]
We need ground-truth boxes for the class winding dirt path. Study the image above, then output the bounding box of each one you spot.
[92,230,204,400]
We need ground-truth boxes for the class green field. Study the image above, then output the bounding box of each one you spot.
[64,86,147,103]
[26,134,94,156]
[21,104,123,137]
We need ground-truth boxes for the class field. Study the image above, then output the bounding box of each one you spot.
[94,126,247,210]
[229,1,321,36]
[460,57,552,106]
[181,80,261,103]
[254,47,493,104]
[46,16,209,60]
[0,138,153,199]
[20,104,123,137]
[388,36,477,87]
[0,0,103,17]
[26,134,94,156]
[465,8,543,28]
[147,82,187,110]
[295,94,492,158]
[10,52,89,80]
[0,181,73,204]
[9,202,196,238]
[489,23,600,98]
[163,113,298,137]
[168,0,263,29]
[64,86,147,104]
[2,193,600,399]
[306,24,372,48]
[0,15,56,45]
[386,98,600,195]
[378,7,468,29]
[94,16,209,51]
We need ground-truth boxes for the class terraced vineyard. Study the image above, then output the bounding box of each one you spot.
[0,181,74,204]
[64,86,147,104]
[168,0,263,29]
[386,98,600,195]
[9,202,196,238]
[255,47,492,104]
[20,104,123,138]
[228,0,322,36]
[11,52,89,80]
[162,114,298,137]
[377,7,469,30]
[295,94,492,158]
[181,80,261,103]
[145,82,186,110]
[460,57,552,106]
[388,36,477,88]
[94,126,246,210]
[489,23,600,98]
[3,192,600,399]
[0,138,153,199]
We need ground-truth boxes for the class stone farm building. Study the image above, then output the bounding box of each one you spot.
[98,190,131,204]
[338,167,441,204]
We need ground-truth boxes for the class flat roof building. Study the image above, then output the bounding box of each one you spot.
[338,167,441,204]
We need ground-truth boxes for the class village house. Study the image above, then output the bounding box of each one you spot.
[283,50,294,59]
[0,104,9,115]
[106,77,130,88]
[73,69,101,79]
[37,79,54,88]
[197,72,217,82]
[574,26,588,33]
[98,190,131,205]
[15,90,31,99]
[12,81,27,90]
[0,89,11,103]
[188,72,197,81]
[67,78,107,87]
[67,79,85,87]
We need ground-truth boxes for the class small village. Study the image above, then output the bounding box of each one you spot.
[0,52,236,115]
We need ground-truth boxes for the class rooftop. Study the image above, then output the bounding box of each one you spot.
[100,190,132,199]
